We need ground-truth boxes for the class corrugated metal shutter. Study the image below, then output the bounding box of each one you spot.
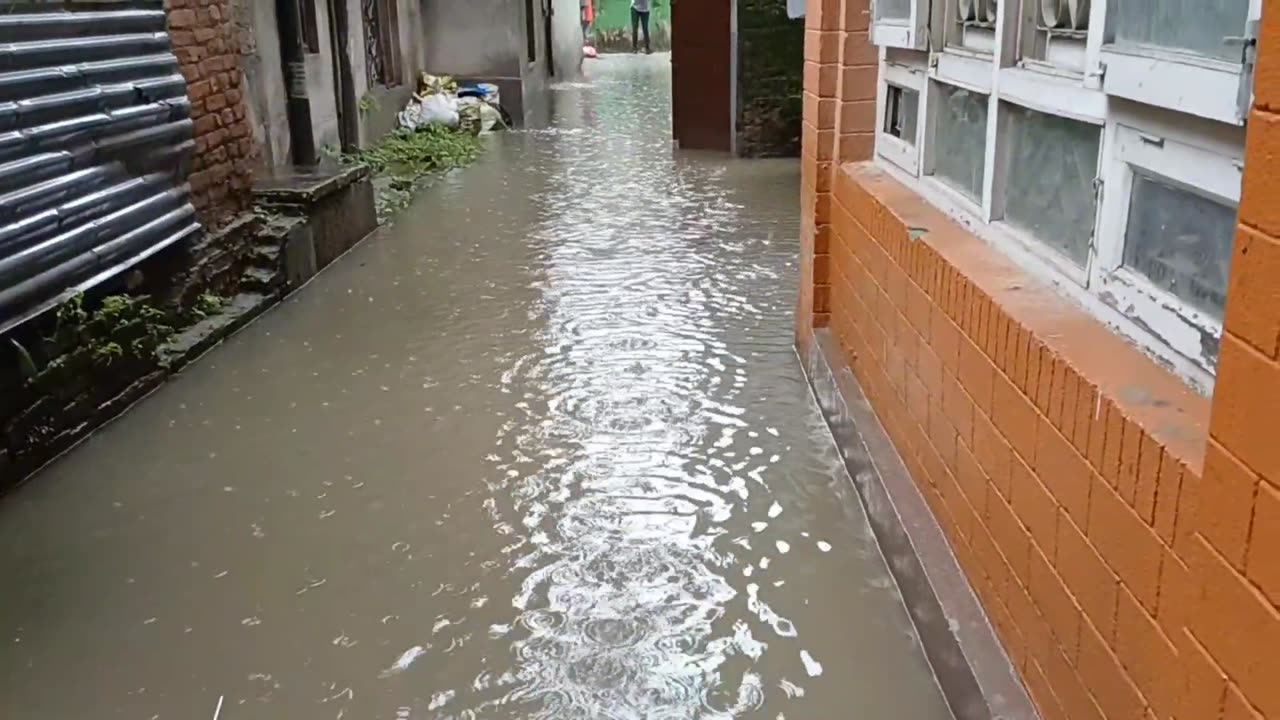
[0,3,199,334]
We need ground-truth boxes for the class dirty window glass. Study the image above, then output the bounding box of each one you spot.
[1122,174,1236,319]
[884,85,919,144]
[933,83,987,202]
[876,0,912,21]
[1109,0,1249,62]
[1003,104,1100,267]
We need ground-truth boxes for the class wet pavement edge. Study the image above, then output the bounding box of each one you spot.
[798,327,1041,720]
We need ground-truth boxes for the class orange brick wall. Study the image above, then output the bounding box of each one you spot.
[798,0,1280,718]
[798,0,876,340]
[1190,4,1280,720]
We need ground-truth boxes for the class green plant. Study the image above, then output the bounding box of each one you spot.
[345,126,482,178]
[19,293,178,390]
[345,125,484,223]
[189,292,225,320]
[92,342,123,367]
[358,92,380,116]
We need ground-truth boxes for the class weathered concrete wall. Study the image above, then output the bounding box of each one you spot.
[736,0,803,157]
[235,0,291,168]
[552,0,585,80]
[799,1,1280,720]
[352,0,431,146]
[234,0,436,164]
[396,0,430,83]
[305,3,342,154]
[422,0,524,78]
[420,0,548,123]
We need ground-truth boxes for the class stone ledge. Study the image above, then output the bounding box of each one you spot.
[253,162,371,207]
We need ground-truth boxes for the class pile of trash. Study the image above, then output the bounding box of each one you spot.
[397,73,512,135]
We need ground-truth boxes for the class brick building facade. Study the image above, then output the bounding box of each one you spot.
[799,0,1280,719]
[165,0,256,226]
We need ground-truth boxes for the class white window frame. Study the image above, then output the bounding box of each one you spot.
[1098,0,1261,125]
[870,0,928,50]
[876,54,927,176]
[987,99,1104,287]
[921,79,991,220]
[1092,112,1244,373]
[868,0,1250,393]
[1004,0,1105,89]
[933,0,1002,57]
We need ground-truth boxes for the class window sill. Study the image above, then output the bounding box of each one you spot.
[831,160,1210,475]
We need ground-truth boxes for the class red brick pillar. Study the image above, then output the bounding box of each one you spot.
[799,0,842,336]
[800,0,878,342]
[165,0,257,227]
[833,0,876,162]
[1184,5,1280,719]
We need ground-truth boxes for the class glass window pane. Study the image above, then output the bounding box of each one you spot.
[885,85,919,145]
[876,0,912,21]
[933,83,988,202]
[1003,104,1100,267]
[1110,0,1249,62]
[1123,174,1236,319]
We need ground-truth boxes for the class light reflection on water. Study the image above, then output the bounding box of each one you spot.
[0,54,951,719]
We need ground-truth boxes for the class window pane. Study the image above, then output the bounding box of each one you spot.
[1110,0,1249,62]
[1123,174,1236,319]
[933,84,987,202]
[876,0,911,21]
[885,85,919,145]
[1003,105,1100,267]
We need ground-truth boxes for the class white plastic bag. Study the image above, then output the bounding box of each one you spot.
[398,93,460,130]
[419,93,460,128]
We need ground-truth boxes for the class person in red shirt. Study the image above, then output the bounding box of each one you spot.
[581,0,595,43]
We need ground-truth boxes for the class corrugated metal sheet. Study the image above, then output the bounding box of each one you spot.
[0,3,199,334]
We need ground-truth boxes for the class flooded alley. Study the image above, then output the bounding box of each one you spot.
[0,55,952,720]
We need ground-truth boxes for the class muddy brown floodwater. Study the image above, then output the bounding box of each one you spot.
[0,54,954,720]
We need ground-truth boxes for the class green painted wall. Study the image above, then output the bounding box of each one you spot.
[590,0,671,51]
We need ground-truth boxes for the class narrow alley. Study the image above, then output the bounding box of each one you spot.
[0,56,951,719]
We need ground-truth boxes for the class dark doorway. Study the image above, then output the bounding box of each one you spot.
[671,0,732,151]
[544,0,555,77]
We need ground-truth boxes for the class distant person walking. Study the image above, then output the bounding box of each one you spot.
[631,0,652,54]
[581,0,595,43]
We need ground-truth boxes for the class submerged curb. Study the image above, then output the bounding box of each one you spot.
[798,327,1039,720]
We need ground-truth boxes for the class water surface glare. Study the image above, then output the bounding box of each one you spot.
[0,54,954,720]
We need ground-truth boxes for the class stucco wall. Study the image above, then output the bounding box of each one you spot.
[422,0,525,78]
[235,0,291,167]
[420,0,549,123]
[552,0,585,81]
[305,2,341,154]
